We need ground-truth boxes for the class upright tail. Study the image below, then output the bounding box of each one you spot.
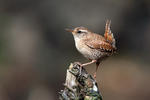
[104,20,116,49]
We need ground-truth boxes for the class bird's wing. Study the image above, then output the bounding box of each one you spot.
[84,38,115,53]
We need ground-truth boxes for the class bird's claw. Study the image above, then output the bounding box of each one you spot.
[74,62,83,76]
[75,62,83,67]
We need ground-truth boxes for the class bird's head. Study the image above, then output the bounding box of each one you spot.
[66,27,91,38]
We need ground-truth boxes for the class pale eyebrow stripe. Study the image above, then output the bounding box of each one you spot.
[80,29,88,32]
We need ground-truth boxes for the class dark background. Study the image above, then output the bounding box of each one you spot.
[0,0,150,100]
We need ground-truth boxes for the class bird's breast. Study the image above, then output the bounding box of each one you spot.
[74,38,104,60]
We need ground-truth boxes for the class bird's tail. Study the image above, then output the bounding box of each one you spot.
[104,20,116,49]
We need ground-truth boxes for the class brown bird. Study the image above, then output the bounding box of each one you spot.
[66,20,116,78]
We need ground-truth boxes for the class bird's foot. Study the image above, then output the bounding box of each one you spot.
[74,62,83,76]
[74,62,83,67]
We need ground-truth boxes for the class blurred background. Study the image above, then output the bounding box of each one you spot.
[0,0,150,100]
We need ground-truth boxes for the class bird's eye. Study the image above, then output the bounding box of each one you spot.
[77,30,82,33]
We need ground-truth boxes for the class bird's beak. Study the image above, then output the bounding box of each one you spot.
[65,28,73,33]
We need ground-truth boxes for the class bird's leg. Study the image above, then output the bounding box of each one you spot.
[81,60,97,66]
[76,60,97,76]
[78,60,97,75]
[93,62,100,79]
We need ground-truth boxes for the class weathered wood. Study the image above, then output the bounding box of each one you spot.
[59,62,102,100]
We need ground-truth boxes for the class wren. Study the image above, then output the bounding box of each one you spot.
[66,20,116,78]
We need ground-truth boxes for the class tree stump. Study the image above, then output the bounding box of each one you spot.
[59,62,102,100]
